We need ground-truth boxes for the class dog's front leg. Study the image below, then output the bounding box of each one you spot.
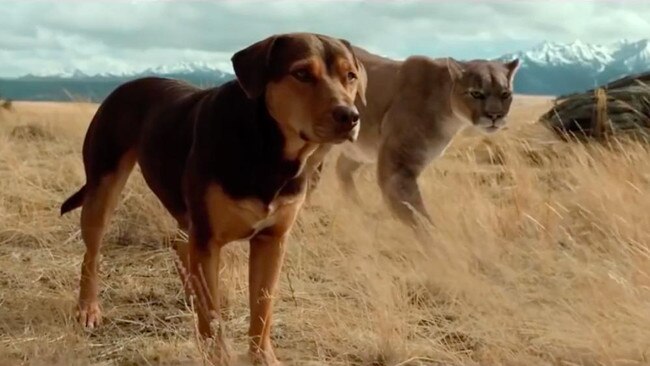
[181,231,230,363]
[248,231,287,365]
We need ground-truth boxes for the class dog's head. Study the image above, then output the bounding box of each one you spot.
[231,32,367,143]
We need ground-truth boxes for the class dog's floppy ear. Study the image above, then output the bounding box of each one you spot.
[340,39,367,106]
[231,35,278,99]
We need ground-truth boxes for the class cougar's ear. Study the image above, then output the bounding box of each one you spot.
[505,58,521,87]
[231,35,279,99]
[340,39,367,106]
[445,57,466,81]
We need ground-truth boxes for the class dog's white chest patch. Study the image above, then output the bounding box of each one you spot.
[243,195,300,239]
[249,215,277,237]
[206,183,302,243]
[235,200,274,233]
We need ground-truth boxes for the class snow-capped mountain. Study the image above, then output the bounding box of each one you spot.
[607,39,650,76]
[141,61,230,78]
[3,40,650,101]
[3,62,234,102]
[19,61,233,81]
[511,40,614,68]
[499,39,650,95]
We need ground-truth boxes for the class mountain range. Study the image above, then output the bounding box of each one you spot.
[1,39,649,101]
[500,39,650,95]
[0,62,234,102]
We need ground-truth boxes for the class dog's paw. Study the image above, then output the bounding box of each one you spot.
[248,350,281,366]
[77,301,102,329]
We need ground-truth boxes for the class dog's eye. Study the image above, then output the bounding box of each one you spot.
[500,91,512,99]
[469,90,485,100]
[291,69,313,83]
[347,72,357,82]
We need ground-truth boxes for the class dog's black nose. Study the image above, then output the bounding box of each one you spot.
[332,105,360,126]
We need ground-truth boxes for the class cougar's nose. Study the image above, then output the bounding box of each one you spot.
[486,112,504,121]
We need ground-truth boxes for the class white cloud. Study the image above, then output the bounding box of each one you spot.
[0,0,648,77]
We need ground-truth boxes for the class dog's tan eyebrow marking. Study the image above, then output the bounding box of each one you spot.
[334,58,353,74]
[289,57,324,79]
[289,59,313,71]
[289,57,318,70]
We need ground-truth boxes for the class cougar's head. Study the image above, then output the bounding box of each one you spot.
[449,58,520,134]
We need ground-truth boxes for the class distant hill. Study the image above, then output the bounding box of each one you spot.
[0,62,234,102]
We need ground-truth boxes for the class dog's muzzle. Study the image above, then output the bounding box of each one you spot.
[331,105,360,142]
[346,123,360,142]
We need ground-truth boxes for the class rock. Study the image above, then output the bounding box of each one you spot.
[540,72,650,140]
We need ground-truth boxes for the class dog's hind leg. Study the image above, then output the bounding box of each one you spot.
[77,151,136,328]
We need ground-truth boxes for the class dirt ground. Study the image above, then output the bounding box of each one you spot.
[1,95,650,365]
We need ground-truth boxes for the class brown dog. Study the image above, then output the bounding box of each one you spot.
[60,32,366,364]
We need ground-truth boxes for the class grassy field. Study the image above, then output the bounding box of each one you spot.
[1,96,650,366]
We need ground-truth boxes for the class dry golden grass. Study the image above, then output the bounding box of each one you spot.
[1,96,650,366]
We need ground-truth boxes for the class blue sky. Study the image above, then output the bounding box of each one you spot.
[1,0,649,77]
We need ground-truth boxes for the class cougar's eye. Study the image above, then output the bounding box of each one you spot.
[292,68,313,83]
[469,90,485,100]
[347,71,357,82]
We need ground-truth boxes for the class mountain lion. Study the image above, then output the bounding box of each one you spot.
[310,47,520,230]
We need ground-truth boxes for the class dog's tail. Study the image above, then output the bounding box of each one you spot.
[60,185,87,216]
